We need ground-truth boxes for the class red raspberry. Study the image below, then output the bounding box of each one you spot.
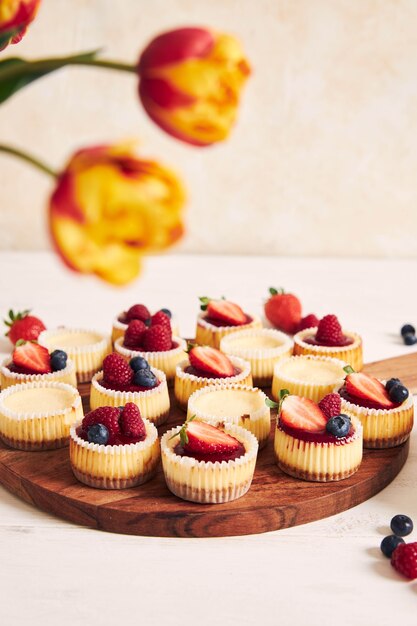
[125,304,150,323]
[391,542,417,579]
[151,311,171,330]
[316,314,345,345]
[297,314,319,332]
[119,403,146,439]
[318,393,342,419]
[142,324,172,352]
[102,353,133,385]
[82,406,121,443]
[124,320,147,348]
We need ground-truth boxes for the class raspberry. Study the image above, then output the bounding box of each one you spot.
[124,320,147,348]
[102,353,133,385]
[391,542,417,579]
[318,393,342,419]
[119,403,146,439]
[126,304,150,323]
[297,314,319,332]
[82,407,121,443]
[142,324,172,352]
[151,311,171,330]
[316,314,344,345]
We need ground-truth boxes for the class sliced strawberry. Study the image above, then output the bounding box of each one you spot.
[189,346,235,377]
[204,298,247,326]
[280,396,328,432]
[12,341,51,374]
[345,372,395,409]
[184,421,241,455]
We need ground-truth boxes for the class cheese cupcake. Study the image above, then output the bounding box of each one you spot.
[195,296,262,349]
[272,355,347,403]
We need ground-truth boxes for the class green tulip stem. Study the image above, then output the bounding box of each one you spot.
[0,144,58,178]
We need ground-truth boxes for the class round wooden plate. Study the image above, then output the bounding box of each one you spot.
[0,375,410,538]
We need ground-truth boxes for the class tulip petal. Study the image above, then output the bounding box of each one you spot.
[138,27,214,72]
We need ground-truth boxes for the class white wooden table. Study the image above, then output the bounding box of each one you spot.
[0,252,416,626]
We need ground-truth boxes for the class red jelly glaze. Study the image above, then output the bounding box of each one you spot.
[76,425,145,446]
[303,334,354,347]
[338,384,400,410]
[184,365,241,379]
[122,340,178,352]
[201,314,252,328]
[173,442,246,463]
[99,376,160,393]
[278,420,355,444]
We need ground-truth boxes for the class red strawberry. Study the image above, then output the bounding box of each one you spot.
[119,403,146,439]
[183,420,241,456]
[151,311,171,330]
[5,309,46,345]
[318,393,342,419]
[125,304,151,323]
[297,314,319,332]
[315,314,345,345]
[124,320,147,348]
[102,353,133,386]
[12,341,51,374]
[280,396,328,432]
[391,542,417,580]
[189,346,235,377]
[345,372,395,409]
[200,297,247,326]
[142,325,172,351]
[264,288,302,334]
[82,406,121,443]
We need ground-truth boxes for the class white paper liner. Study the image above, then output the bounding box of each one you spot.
[114,335,186,381]
[161,420,258,503]
[0,356,77,390]
[293,327,363,371]
[195,312,262,348]
[111,312,180,343]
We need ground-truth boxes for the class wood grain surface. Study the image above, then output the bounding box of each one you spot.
[0,352,414,538]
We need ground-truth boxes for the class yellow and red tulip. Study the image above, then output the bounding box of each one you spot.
[137,27,251,146]
[0,0,40,49]
[49,144,186,286]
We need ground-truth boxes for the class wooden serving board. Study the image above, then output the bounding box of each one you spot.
[0,353,415,538]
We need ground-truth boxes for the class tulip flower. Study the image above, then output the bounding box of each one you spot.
[137,27,251,146]
[0,0,41,50]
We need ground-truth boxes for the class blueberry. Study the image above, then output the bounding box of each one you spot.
[401,324,415,337]
[87,423,109,445]
[388,384,409,403]
[130,356,150,372]
[50,349,68,372]
[160,308,172,319]
[326,414,351,438]
[403,333,417,346]
[390,514,413,537]
[380,535,405,558]
[133,368,157,388]
[385,378,401,392]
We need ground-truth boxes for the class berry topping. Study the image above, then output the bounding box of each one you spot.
[325,414,351,438]
[50,349,68,372]
[318,393,342,419]
[133,368,158,389]
[380,535,405,559]
[188,345,235,377]
[119,403,146,439]
[391,542,417,580]
[390,514,414,537]
[82,406,121,444]
[4,309,46,345]
[264,287,302,334]
[87,423,109,445]
[385,378,401,392]
[280,396,328,433]
[102,353,133,386]
[160,308,172,319]
[403,333,417,346]
[130,356,150,372]
[297,314,319,332]
[125,304,151,323]
[345,371,395,409]
[388,383,409,404]
[124,319,147,348]
[12,341,52,374]
[142,324,172,351]
[315,314,345,346]
[174,418,244,462]
[150,310,171,329]
[401,324,415,337]
[200,296,247,326]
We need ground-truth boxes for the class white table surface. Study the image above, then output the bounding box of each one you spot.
[0,252,416,626]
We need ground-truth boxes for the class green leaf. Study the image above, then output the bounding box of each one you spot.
[265,398,279,408]
[343,365,355,375]
[0,27,19,50]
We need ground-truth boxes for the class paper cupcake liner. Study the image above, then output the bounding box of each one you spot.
[0,381,82,450]
[0,357,77,390]
[174,356,253,411]
[195,312,262,349]
[220,328,293,386]
[161,420,258,503]
[90,367,170,426]
[69,419,160,489]
[38,328,111,383]
[272,355,347,403]
[274,417,363,482]
[114,336,186,382]
[111,313,179,344]
[293,328,363,371]
[187,384,271,448]
[340,390,414,449]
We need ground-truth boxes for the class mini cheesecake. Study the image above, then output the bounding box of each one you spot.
[0,381,82,450]
[195,297,262,349]
[0,356,77,390]
[272,355,347,403]
[187,384,271,448]
[220,328,293,386]
[114,336,186,383]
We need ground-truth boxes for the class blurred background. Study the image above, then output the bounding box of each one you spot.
[1,0,417,258]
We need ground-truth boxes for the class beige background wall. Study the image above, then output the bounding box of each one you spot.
[1,0,417,257]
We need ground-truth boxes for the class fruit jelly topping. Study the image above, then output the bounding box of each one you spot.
[76,425,145,446]
[202,314,252,328]
[303,334,354,347]
[99,377,160,393]
[184,365,241,379]
[339,385,401,410]
[278,419,355,444]
[173,441,246,463]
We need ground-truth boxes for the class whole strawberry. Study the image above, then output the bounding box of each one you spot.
[102,353,133,386]
[124,320,147,348]
[318,393,342,419]
[4,309,46,345]
[142,324,172,351]
[391,542,417,579]
[119,403,146,439]
[264,288,301,334]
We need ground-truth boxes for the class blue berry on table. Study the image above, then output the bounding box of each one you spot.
[130,356,150,372]
[388,384,409,404]
[87,423,109,445]
[326,414,351,438]
[380,535,405,558]
[133,368,157,388]
[50,349,68,372]
[401,324,415,337]
[391,514,413,537]
[403,333,417,346]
